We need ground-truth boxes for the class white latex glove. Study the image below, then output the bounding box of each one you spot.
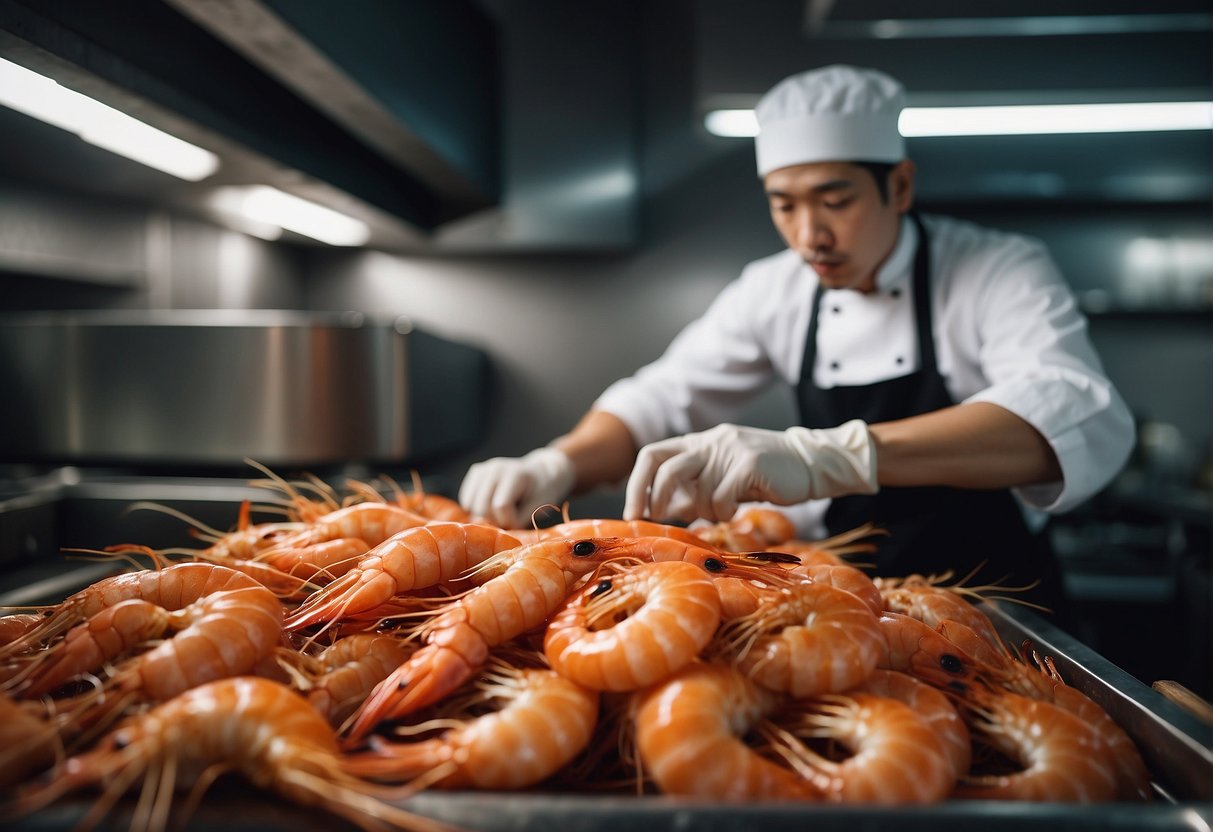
[623,420,878,523]
[458,446,576,529]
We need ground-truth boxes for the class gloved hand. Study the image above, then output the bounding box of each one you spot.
[623,420,878,523]
[458,446,576,528]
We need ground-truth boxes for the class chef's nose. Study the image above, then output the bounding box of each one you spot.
[794,208,831,250]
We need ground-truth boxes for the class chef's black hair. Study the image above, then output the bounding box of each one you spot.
[854,162,895,203]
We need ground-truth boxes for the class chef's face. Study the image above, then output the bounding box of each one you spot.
[765,160,915,294]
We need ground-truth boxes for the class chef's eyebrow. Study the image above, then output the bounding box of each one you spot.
[765,179,855,198]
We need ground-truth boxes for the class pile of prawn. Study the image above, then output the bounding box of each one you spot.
[0,469,1154,831]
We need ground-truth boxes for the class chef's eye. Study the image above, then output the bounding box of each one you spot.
[824,197,853,209]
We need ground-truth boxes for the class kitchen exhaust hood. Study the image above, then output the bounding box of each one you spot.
[0,0,500,247]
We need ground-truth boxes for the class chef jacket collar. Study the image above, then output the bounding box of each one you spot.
[872,214,916,293]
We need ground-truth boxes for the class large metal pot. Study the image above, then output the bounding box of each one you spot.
[0,309,410,466]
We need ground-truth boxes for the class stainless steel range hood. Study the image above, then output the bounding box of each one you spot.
[0,0,500,246]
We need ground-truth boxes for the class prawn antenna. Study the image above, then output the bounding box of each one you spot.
[67,543,166,571]
[121,501,229,542]
[940,564,1050,612]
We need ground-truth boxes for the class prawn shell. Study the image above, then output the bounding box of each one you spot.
[786,692,957,804]
[544,560,722,691]
[632,661,814,800]
[731,582,884,698]
[346,667,600,790]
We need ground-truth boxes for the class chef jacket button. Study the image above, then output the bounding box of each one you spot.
[830,361,840,370]
[890,288,902,299]
[895,356,904,365]
[832,305,842,314]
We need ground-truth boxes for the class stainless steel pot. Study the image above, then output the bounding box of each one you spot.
[0,309,410,466]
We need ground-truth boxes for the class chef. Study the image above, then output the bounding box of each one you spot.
[459,65,1134,611]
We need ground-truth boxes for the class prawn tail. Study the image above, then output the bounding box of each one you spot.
[342,645,479,746]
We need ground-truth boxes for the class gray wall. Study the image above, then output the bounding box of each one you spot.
[0,184,305,312]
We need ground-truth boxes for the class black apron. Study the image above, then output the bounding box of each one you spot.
[795,212,1067,616]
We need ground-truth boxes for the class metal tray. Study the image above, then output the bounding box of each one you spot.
[6,598,1212,831]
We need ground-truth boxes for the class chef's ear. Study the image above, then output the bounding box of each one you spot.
[890,159,916,213]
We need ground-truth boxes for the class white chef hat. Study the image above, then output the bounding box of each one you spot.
[754,65,906,176]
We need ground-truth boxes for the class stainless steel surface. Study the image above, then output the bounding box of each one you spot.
[0,310,410,466]
[981,601,1213,803]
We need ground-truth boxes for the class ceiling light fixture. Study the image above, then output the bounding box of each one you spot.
[212,186,371,246]
[0,57,219,181]
[705,101,1213,138]
[810,13,1210,40]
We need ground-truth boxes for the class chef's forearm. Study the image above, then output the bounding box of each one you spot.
[868,402,1062,489]
[551,410,639,493]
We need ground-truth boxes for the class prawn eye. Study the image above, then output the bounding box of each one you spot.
[590,579,613,598]
[940,653,966,674]
[572,540,598,557]
[702,557,726,573]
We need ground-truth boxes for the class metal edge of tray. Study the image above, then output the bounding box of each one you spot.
[980,601,1213,803]
[8,786,1213,832]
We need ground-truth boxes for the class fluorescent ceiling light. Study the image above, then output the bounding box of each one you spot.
[812,13,1210,40]
[705,101,1213,138]
[901,102,1213,136]
[704,109,760,138]
[0,57,219,181]
[213,186,370,246]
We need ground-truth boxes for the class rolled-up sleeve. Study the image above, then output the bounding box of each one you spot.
[960,241,1135,513]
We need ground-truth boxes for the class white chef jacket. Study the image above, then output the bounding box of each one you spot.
[594,213,1135,523]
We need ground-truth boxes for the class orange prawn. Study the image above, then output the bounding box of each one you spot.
[284,502,431,549]
[255,537,370,583]
[0,613,42,645]
[284,523,522,631]
[938,619,1152,801]
[532,518,717,550]
[763,691,956,803]
[391,472,473,523]
[875,611,985,694]
[693,506,796,552]
[283,634,417,727]
[630,661,814,799]
[953,687,1119,802]
[5,676,455,832]
[717,581,884,698]
[788,562,883,617]
[19,583,285,705]
[544,559,722,691]
[344,659,599,789]
[877,573,1009,652]
[343,536,656,742]
[848,668,971,781]
[0,693,59,790]
[0,563,263,661]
